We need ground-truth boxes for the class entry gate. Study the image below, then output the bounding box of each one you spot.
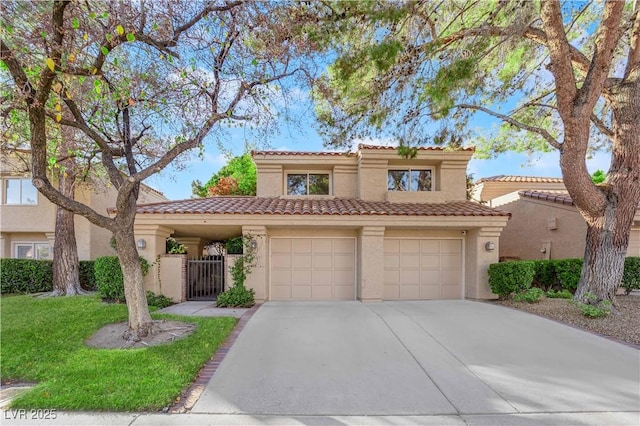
[187,256,224,301]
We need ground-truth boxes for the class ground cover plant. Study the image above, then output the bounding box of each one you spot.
[1,295,236,411]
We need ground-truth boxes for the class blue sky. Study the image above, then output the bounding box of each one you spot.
[147,117,612,201]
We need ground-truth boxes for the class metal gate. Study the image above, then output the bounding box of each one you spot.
[187,256,225,301]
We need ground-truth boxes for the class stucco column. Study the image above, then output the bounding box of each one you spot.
[0,233,9,258]
[465,227,502,300]
[242,225,267,303]
[359,226,385,302]
[175,237,205,258]
[134,224,174,295]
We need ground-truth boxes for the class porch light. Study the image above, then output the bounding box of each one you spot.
[136,239,147,249]
[250,239,258,250]
[484,241,495,252]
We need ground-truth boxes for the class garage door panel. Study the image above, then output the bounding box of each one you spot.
[400,254,420,268]
[420,240,440,253]
[384,238,462,300]
[400,239,420,253]
[270,238,355,301]
[400,285,420,299]
[292,270,312,285]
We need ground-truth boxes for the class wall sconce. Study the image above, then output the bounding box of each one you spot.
[250,239,258,250]
[136,239,146,249]
[485,241,496,252]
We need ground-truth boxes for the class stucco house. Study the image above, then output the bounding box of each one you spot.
[471,175,640,260]
[0,153,167,261]
[133,144,511,303]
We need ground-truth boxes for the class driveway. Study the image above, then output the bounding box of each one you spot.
[191,300,639,420]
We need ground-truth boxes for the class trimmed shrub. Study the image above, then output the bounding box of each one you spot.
[621,257,640,295]
[513,287,545,303]
[95,256,125,302]
[79,260,96,291]
[488,261,536,299]
[216,285,255,308]
[554,258,583,292]
[572,292,613,318]
[146,291,174,309]
[0,258,53,294]
[95,256,150,303]
[532,260,558,290]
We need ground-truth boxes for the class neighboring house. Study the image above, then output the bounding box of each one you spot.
[0,153,167,261]
[471,176,640,260]
[132,144,510,303]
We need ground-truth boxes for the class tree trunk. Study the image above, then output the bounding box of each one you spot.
[573,68,640,303]
[52,165,83,296]
[113,225,153,341]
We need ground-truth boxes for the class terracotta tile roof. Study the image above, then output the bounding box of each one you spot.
[133,197,510,217]
[476,175,564,184]
[519,190,574,206]
[252,150,352,157]
[358,144,475,152]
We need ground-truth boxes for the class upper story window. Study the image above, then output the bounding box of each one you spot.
[3,178,38,205]
[286,173,330,195]
[388,169,433,191]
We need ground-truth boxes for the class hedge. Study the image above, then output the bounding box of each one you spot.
[622,257,640,294]
[488,261,536,299]
[94,256,150,302]
[0,258,53,294]
[1,259,98,294]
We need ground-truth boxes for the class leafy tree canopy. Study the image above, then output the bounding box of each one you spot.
[192,153,256,197]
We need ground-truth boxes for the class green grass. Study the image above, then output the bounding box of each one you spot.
[1,294,236,411]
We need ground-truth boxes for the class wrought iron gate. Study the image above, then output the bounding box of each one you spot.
[187,256,224,301]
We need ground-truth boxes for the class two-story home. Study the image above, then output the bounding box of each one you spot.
[471,175,640,260]
[0,152,167,261]
[133,144,510,303]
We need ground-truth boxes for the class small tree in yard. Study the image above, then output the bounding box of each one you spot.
[307,0,640,305]
[1,1,306,340]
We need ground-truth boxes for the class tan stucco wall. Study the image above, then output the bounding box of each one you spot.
[464,227,501,299]
[497,197,587,260]
[156,254,186,302]
[473,181,566,205]
[629,228,640,256]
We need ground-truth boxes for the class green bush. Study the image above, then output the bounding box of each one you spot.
[621,257,640,295]
[95,256,150,302]
[146,291,174,308]
[78,261,96,291]
[225,236,244,254]
[94,256,125,302]
[166,237,187,254]
[546,289,573,299]
[0,259,53,294]
[554,258,583,292]
[513,287,545,303]
[532,260,558,290]
[488,261,536,299]
[216,285,255,308]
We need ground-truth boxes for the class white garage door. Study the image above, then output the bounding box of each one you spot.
[270,238,356,300]
[384,238,462,300]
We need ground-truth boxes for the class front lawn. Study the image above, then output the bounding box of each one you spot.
[1,294,236,411]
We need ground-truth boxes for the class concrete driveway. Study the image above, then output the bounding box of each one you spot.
[192,300,639,422]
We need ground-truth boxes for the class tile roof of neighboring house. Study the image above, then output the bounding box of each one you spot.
[519,190,574,206]
[358,144,475,152]
[251,144,475,157]
[252,150,352,157]
[476,175,564,184]
[132,197,510,217]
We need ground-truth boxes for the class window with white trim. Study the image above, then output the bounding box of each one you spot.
[286,172,330,195]
[387,169,433,191]
[3,178,38,205]
[13,243,51,260]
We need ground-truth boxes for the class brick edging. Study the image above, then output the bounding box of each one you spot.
[169,303,262,413]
